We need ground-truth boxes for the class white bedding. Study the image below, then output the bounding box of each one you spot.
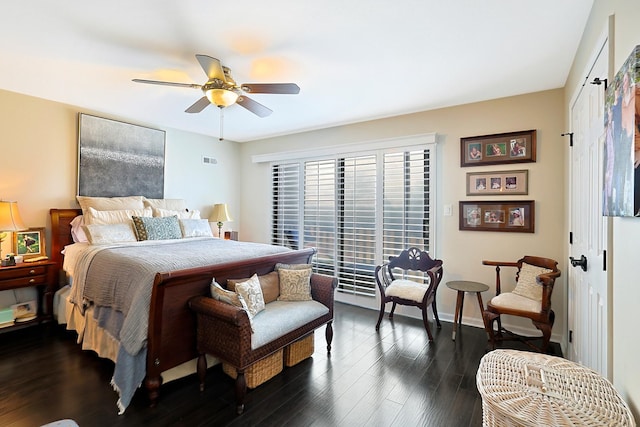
[55,278,218,382]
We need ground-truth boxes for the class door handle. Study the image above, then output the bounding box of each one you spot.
[569,255,587,272]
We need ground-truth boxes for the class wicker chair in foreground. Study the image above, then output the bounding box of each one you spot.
[374,247,443,341]
[482,255,561,353]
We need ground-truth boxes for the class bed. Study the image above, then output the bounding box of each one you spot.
[49,208,315,413]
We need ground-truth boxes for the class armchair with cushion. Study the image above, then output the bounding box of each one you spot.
[374,247,443,341]
[482,255,561,353]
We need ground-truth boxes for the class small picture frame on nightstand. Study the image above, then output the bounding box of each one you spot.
[13,227,46,260]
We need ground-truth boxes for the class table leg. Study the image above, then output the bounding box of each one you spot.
[452,290,465,341]
[476,292,485,316]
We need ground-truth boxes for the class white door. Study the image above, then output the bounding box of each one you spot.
[567,39,610,378]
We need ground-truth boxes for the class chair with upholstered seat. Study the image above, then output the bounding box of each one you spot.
[374,247,443,340]
[482,255,561,353]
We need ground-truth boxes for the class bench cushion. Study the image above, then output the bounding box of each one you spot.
[251,300,329,349]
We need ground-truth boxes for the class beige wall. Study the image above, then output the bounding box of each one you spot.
[239,89,566,338]
[566,0,640,419]
[0,88,242,257]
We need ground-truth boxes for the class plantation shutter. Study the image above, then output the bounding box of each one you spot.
[336,155,377,296]
[382,149,431,281]
[271,163,300,249]
[303,159,336,276]
[382,149,431,255]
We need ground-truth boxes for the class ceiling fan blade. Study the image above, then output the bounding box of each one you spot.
[236,95,273,117]
[132,79,201,89]
[240,83,300,94]
[185,96,211,114]
[195,54,226,81]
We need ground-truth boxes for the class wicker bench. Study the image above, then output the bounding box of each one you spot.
[189,273,337,414]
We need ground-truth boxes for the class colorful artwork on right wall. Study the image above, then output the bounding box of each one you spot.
[603,45,640,217]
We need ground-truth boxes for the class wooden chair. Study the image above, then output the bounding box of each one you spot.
[374,247,443,340]
[482,256,561,353]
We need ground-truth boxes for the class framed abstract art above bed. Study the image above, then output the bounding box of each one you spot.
[78,113,166,198]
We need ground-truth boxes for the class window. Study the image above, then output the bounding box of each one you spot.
[271,163,300,249]
[271,138,435,305]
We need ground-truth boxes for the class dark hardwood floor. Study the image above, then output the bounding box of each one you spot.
[0,302,560,427]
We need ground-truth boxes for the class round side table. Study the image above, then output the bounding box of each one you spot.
[446,280,489,341]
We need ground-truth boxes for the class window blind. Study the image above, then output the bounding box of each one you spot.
[271,163,300,249]
[382,150,431,283]
[336,155,377,296]
[303,159,336,277]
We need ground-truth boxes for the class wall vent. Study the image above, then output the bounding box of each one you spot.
[203,156,218,165]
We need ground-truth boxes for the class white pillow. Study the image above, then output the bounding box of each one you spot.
[180,219,213,238]
[76,195,145,216]
[83,223,138,245]
[234,274,266,319]
[210,279,243,307]
[155,207,201,219]
[512,262,554,301]
[70,215,88,243]
[143,198,187,211]
[85,206,152,225]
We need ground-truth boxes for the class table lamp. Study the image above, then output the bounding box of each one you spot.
[209,203,232,238]
[0,201,27,260]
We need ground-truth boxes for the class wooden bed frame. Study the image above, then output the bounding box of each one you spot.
[49,208,316,406]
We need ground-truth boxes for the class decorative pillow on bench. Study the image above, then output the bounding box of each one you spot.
[234,274,266,318]
[210,280,244,308]
[228,271,280,304]
[275,263,313,301]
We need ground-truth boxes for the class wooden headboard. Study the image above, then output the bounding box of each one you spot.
[50,208,82,275]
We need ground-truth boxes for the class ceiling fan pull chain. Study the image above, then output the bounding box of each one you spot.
[219,107,224,141]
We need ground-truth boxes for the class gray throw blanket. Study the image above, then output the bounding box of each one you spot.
[68,238,290,413]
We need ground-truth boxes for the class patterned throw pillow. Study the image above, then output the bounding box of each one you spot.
[132,215,182,241]
[512,262,553,301]
[234,274,266,318]
[210,280,243,307]
[276,264,313,301]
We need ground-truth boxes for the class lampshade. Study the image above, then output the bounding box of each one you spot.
[0,201,27,232]
[206,89,239,108]
[209,203,232,223]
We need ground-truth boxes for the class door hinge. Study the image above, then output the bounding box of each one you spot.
[569,330,573,343]
[569,231,573,244]
[603,249,607,271]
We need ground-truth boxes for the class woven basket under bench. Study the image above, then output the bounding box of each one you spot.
[222,332,315,388]
[223,349,283,389]
[284,332,315,367]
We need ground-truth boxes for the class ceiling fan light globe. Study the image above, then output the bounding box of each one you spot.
[206,88,238,107]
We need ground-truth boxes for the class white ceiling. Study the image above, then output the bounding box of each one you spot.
[0,1,593,142]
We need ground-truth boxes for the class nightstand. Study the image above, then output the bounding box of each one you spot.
[0,260,56,332]
[224,231,239,241]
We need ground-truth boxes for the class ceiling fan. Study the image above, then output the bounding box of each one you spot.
[133,54,300,139]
